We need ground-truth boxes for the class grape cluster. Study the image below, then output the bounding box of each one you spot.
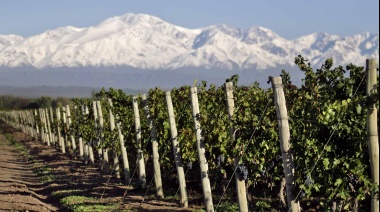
[217,155,224,168]
[187,161,193,170]
[260,155,282,177]
[347,173,359,191]
[236,164,248,181]
[300,192,306,198]
[348,173,357,184]
[305,175,314,186]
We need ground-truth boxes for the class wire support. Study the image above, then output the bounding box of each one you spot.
[122,138,151,199]
[166,167,190,212]
[289,71,368,212]
[138,172,156,208]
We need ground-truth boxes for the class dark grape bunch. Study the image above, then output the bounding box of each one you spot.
[305,175,314,186]
[217,155,225,168]
[187,161,193,170]
[260,155,282,177]
[236,164,248,181]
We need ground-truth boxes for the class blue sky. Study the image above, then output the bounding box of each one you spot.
[0,0,378,39]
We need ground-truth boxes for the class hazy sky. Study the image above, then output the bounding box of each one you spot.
[0,0,378,39]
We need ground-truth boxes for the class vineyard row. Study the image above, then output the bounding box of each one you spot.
[0,57,378,212]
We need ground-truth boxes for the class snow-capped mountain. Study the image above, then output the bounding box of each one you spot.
[0,13,378,70]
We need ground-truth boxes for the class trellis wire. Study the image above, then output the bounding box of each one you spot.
[289,71,368,212]
[215,99,271,211]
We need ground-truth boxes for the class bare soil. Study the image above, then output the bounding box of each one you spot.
[0,121,202,211]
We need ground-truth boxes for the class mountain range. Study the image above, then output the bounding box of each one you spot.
[0,13,378,96]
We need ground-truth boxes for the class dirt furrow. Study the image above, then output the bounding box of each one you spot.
[0,133,58,212]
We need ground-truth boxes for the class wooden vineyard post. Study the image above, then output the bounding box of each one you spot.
[76,105,84,159]
[78,138,84,160]
[56,107,65,154]
[27,110,33,138]
[165,91,188,207]
[46,108,53,146]
[27,111,33,136]
[43,109,50,145]
[34,110,40,140]
[62,106,72,152]
[27,111,32,136]
[190,87,214,212]
[271,76,300,212]
[26,110,32,137]
[49,108,56,146]
[30,110,37,139]
[37,109,43,143]
[31,110,36,138]
[93,101,103,170]
[116,118,130,184]
[366,59,379,212]
[40,108,48,145]
[96,101,110,173]
[21,111,26,134]
[225,82,248,212]
[30,110,38,139]
[84,105,95,165]
[108,99,130,183]
[73,105,82,159]
[142,94,164,198]
[18,111,24,133]
[62,106,70,150]
[108,99,121,179]
[132,96,146,188]
[38,109,44,144]
[82,105,89,164]
[25,111,32,138]
[38,108,47,143]
[22,111,27,134]
[25,111,30,135]
[66,105,77,156]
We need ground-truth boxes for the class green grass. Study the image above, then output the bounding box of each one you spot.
[214,202,239,212]
[33,166,56,183]
[6,133,33,162]
[51,189,86,198]
[60,196,128,212]
[6,133,56,183]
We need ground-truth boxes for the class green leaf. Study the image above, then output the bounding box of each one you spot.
[334,178,343,186]
[333,158,341,166]
[355,104,362,114]
[323,158,330,169]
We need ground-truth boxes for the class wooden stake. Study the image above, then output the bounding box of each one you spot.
[84,105,95,165]
[142,94,164,198]
[366,59,379,212]
[45,108,53,146]
[66,105,77,155]
[271,76,300,212]
[190,87,214,212]
[225,82,249,212]
[96,101,109,173]
[108,99,130,184]
[133,96,146,188]
[165,91,188,207]
[56,107,65,154]
[108,98,121,179]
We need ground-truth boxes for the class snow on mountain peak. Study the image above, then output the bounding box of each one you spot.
[119,13,164,25]
[0,13,378,70]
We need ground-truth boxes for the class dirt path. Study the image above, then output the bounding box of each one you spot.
[0,132,58,211]
[0,121,202,211]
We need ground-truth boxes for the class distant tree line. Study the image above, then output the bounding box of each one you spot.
[0,95,71,110]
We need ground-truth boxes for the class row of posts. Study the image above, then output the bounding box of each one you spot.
[0,59,378,212]
[0,80,294,212]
